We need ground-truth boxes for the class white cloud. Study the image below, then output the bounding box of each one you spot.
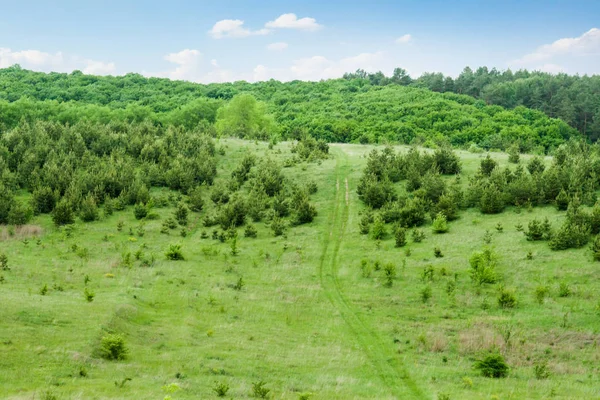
[0,47,116,75]
[513,28,600,64]
[159,49,203,81]
[265,13,322,31]
[396,34,412,44]
[209,19,270,39]
[267,42,288,51]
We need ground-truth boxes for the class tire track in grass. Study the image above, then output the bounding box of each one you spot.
[319,147,425,399]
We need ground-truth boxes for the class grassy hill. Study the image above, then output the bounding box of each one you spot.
[1,139,599,399]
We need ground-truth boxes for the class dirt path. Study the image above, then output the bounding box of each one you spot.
[319,147,425,399]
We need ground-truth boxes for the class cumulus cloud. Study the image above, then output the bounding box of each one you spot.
[0,47,116,75]
[265,13,322,31]
[267,42,288,51]
[209,19,270,39]
[513,28,600,64]
[396,34,412,44]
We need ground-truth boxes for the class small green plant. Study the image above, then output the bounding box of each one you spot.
[495,222,503,232]
[383,263,396,287]
[474,352,509,378]
[420,285,432,303]
[245,224,258,238]
[230,233,239,256]
[84,287,95,302]
[212,381,230,397]
[117,220,124,232]
[133,203,148,220]
[515,222,524,232]
[136,224,145,237]
[434,247,443,258]
[421,265,434,282]
[165,244,185,261]
[271,217,286,237]
[0,253,9,271]
[437,393,451,400]
[432,212,448,234]
[498,287,517,309]
[233,277,245,291]
[99,334,128,360]
[360,259,372,278]
[483,229,493,244]
[412,229,425,243]
[252,380,270,399]
[39,283,48,296]
[526,251,533,260]
[534,361,551,379]
[394,227,407,247]
[558,282,571,297]
[535,285,549,305]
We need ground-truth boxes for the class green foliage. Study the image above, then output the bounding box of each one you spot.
[174,202,189,226]
[394,227,407,247]
[555,189,569,211]
[420,285,432,303]
[507,143,520,163]
[84,287,95,302]
[370,214,386,240]
[474,353,509,378]
[251,380,271,399]
[79,194,99,222]
[527,156,545,175]
[412,229,426,243]
[479,185,504,214]
[165,244,185,261]
[383,263,396,287]
[52,199,75,226]
[469,248,498,285]
[534,362,551,379]
[431,212,449,234]
[549,221,590,250]
[479,155,498,176]
[212,381,230,397]
[133,203,148,220]
[187,186,205,212]
[216,94,274,140]
[31,186,57,214]
[535,285,549,305]
[524,218,552,241]
[99,334,128,361]
[0,253,8,271]
[558,282,571,297]
[7,201,33,226]
[244,224,258,238]
[497,287,517,309]
[270,216,286,237]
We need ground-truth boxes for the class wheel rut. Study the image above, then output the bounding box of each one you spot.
[319,148,425,399]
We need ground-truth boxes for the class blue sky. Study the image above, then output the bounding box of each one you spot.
[1,0,599,82]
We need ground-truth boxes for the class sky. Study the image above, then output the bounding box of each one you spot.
[1,0,599,83]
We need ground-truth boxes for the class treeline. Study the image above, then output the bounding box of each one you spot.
[344,66,600,141]
[0,66,578,151]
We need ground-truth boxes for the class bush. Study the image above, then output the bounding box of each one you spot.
[524,218,552,241]
[420,285,432,303]
[52,199,75,226]
[432,212,448,234]
[394,227,407,247]
[534,362,551,379]
[251,380,270,399]
[497,287,517,309]
[434,247,444,258]
[31,186,57,214]
[292,198,317,225]
[412,229,425,243]
[383,263,396,287]
[474,353,509,378]
[271,217,286,237]
[555,189,569,211]
[188,186,205,212]
[370,214,386,240]
[7,201,33,226]
[245,224,258,238]
[174,202,189,226]
[479,154,497,176]
[165,244,185,261]
[479,185,504,214]
[213,381,230,397]
[133,203,148,220]
[549,221,590,250]
[99,334,128,360]
[591,235,600,261]
[469,248,497,285]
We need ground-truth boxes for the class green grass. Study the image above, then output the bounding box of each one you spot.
[1,140,599,399]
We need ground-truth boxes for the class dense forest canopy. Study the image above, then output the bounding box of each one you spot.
[0,65,581,151]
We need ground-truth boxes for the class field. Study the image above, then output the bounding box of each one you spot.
[1,139,600,400]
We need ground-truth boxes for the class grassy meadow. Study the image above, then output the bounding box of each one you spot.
[1,139,599,399]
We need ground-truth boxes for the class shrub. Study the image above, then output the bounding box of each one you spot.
[527,156,545,175]
[524,218,552,241]
[359,214,371,234]
[211,185,230,205]
[474,353,509,378]
[165,244,185,261]
[271,217,286,237]
[479,154,497,176]
[555,189,569,211]
[79,194,99,222]
[99,334,128,360]
[534,362,551,379]
[558,282,571,297]
[188,186,205,212]
[549,221,590,250]
[245,224,258,238]
[133,203,148,220]
[534,285,549,305]
[432,212,448,234]
[420,285,432,303]
[212,381,230,397]
[394,227,407,247]
[412,229,426,243]
[434,247,443,258]
[0,253,8,271]
[292,198,317,225]
[174,202,189,226]
[479,185,504,214]
[84,287,95,302]
[52,199,75,226]
[251,380,270,399]
[497,287,517,309]
[7,201,33,226]
[469,248,497,285]
[591,235,600,261]
[507,143,520,163]
[383,263,396,287]
[370,214,386,240]
[31,186,57,214]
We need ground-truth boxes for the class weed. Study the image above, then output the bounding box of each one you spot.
[165,244,185,261]
[99,334,128,360]
[212,381,230,397]
[474,352,509,378]
[252,380,270,399]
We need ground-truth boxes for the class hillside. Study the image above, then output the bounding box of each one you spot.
[0,67,578,150]
[2,139,600,399]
